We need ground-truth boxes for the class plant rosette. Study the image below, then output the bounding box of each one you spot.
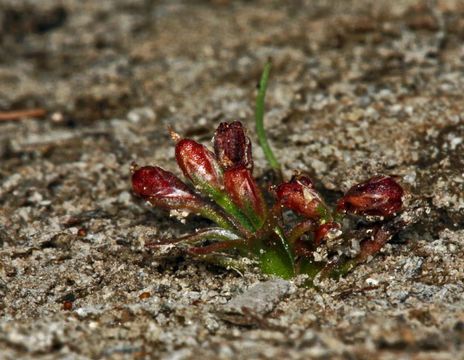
[131,60,411,281]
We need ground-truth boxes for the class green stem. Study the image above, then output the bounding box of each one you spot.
[204,185,256,234]
[246,204,295,278]
[274,225,296,272]
[147,197,237,233]
[194,204,238,232]
[255,58,281,178]
[187,239,247,254]
[257,228,295,279]
[191,174,256,234]
[146,227,242,246]
[243,199,265,229]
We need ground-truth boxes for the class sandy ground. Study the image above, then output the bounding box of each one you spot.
[0,0,463,359]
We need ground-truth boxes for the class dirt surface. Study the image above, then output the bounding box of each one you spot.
[1,0,463,359]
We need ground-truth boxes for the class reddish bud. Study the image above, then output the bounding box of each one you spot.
[213,121,253,171]
[336,175,403,217]
[225,165,266,223]
[175,139,224,191]
[314,222,341,246]
[132,165,200,210]
[273,174,323,219]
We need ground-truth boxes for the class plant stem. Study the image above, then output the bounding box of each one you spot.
[206,187,256,234]
[196,205,238,232]
[187,240,247,254]
[273,224,296,272]
[255,58,282,179]
[145,227,242,246]
[192,175,256,234]
[257,228,295,279]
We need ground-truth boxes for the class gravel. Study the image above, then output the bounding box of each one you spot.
[0,0,463,359]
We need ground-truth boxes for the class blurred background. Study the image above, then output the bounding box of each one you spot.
[0,1,463,359]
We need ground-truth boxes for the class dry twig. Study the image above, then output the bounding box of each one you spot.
[0,108,46,122]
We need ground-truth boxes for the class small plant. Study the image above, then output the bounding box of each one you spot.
[131,60,409,281]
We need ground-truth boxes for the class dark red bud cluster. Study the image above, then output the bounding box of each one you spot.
[336,175,403,217]
[132,121,266,226]
[214,121,253,171]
